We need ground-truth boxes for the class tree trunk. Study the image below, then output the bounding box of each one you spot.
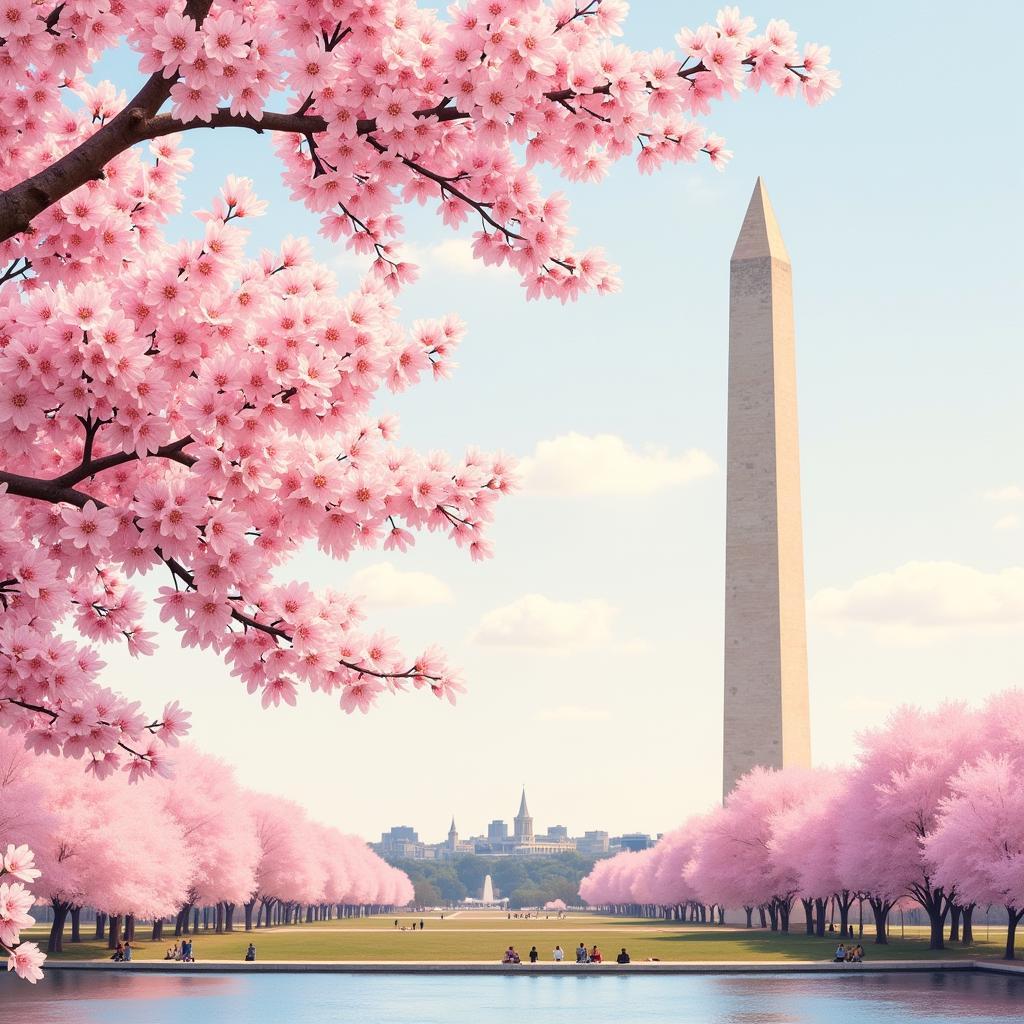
[758,906,767,928]
[225,903,235,932]
[152,918,164,942]
[215,902,224,934]
[869,898,890,945]
[47,900,70,954]
[193,908,199,932]
[124,914,135,942]
[744,906,753,928]
[107,914,122,949]
[244,899,255,931]
[801,898,814,936]
[948,904,961,943]
[837,891,852,937]
[960,904,974,945]
[95,912,107,940]
[1004,907,1023,961]
[70,906,82,943]
[767,902,778,931]
[815,898,826,937]
[778,900,791,933]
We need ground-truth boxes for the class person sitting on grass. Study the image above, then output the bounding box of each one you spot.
[616,948,630,965]
[576,942,589,964]
[849,944,864,963]
[244,943,256,962]
[553,945,564,961]
[502,946,521,964]
[832,943,846,962]
[111,942,124,962]
[123,940,133,962]
[589,945,602,963]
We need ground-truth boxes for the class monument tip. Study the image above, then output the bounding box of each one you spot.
[731,177,790,263]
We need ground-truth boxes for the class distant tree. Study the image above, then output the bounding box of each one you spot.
[412,879,441,908]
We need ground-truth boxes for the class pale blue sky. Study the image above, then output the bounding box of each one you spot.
[95,3,1021,842]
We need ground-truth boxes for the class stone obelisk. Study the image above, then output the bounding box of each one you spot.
[722,178,811,799]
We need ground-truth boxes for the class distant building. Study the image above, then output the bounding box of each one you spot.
[615,833,652,852]
[374,792,654,861]
[576,831,610,855]
[513,789,534,844]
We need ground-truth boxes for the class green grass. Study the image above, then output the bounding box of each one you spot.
[26,911,1012,963]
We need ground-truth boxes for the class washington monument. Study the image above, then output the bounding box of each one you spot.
[722,178,811,798]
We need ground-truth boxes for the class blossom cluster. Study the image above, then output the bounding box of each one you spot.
[1,174,510,779]
[0,3,836,780]
[0,844,45,983]
[579,689,1024,958]
[0,2,837,300]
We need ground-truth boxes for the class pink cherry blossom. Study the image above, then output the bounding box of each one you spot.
[0,3,835,790]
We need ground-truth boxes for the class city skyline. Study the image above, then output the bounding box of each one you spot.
[373,788,655,860]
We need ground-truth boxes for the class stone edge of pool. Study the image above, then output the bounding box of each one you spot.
[39,960,1024,977]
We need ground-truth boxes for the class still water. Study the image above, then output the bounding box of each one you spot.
[0,970,1021,1024]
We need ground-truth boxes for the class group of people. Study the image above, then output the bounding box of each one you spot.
[394,919,426,931]
[503,943,631,965]
[832,943,865,963]
[110,941,133,962]
[162,939,197,962]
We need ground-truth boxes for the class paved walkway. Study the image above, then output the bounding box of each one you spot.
[42,959,1024,976]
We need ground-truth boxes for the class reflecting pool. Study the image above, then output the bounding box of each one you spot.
[1,970,1021,1024]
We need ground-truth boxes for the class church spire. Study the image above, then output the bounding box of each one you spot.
[516,787,529,819]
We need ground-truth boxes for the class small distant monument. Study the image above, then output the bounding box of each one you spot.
[722,178,812,799]
[462,871,507,907]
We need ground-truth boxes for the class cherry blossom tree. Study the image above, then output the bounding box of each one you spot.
[843,703,984,950]
[770,772,853,938]
[687,766,813,932]
[159,747,259,937]
[0,1,837,787]
[928,755,1024,960]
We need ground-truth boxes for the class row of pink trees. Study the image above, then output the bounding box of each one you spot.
[580,689,1024,959]
[0,733,414,955]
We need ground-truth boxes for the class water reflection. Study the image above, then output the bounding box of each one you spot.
[0,970,1020,1024]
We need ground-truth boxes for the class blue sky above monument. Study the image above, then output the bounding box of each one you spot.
[91,3,1021,841]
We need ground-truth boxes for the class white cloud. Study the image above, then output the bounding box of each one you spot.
[349,562,453,609]
[995,514,1020,531]
[519,432,716,497]
[472,594,617,651]
[536,705,612,723]
[332,237,514,282]
[421,237,516,278]
[810,561,1024,642]
[984,485,1024,503]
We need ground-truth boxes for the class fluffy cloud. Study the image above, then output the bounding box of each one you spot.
[994,514,1020,531]
[984,485,1024,502]
[472,594,617,651]
[334,237,513,280]
[810,561,1024,641]
[349,562,453,608]
[420,237,515,278]
[518,432,716,497]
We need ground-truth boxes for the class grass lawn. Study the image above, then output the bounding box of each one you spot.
[26,911,1012,964]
